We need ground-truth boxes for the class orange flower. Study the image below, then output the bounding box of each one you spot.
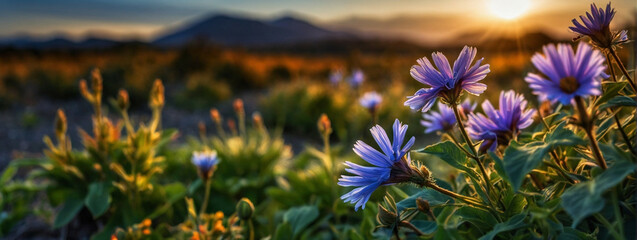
[213,220,226,233]
[142,229,151,235]
[214,211,224,219]
[190,232,200,240]
[110,234,118,240]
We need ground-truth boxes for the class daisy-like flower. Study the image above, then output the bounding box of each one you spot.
[570,2,628,48]
[349,69,365,87]
[458,99,477,120]
[329,69,343,85]
[338,119,417,211]
[421,102,456,134]
[359,91,383,112]
[405,46,490,112]
[525,42,606,105]
[467,90,535,152]
[192,150,220,180]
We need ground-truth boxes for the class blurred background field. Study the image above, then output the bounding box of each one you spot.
[0,0,635,238]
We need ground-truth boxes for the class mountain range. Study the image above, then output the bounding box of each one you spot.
[0,13,562,50]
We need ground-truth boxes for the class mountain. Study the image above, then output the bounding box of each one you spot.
[153,14,357,47]
[0,35,121,49]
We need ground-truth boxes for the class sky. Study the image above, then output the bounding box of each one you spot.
[1,0,635,42]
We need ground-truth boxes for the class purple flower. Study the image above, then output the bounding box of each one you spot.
[525,42,606,105]
[192,150,220,179]
[570,2,627,47]
[421,102,456,133]
[458,99,477,119]
[330,69,343,85]
[338,119,415,211]
[349,69,365,87]
[359,91,383,111]
[467,90,535,152]
[405,46,490,112]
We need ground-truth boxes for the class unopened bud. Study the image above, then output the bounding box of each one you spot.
[93,163,102,172]
[55,109,67,138]
[117,89,130,110]
[236,198,254,220]
[376,204,398,226]
[90,68,103,97]
[252,112,263,127]
[317,114,332,136]
[210,108,221,123]
[149,79,165,109]
[233,99,244,115]
[419,165,430,179]
[227,119,237,133]
[539,100,552,118]
[416,198,430,213]
[79,80,93,102]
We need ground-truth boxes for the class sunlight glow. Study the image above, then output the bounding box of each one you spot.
[488,0,531,20]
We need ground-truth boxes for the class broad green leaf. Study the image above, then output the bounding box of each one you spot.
[599,95,637,110]
[283,205,319,236]
[273,222,293,240]
[147,182,187,219]
[85,181,111,218]
[396,188,453,212]
[561,161,636,226]
[411,220,438,234]
[53,195,84,229]
[503,123,584,191]
[418,141,481,181]
[479,213,527,240]
[502,141,547,191]
[595,82,627,107]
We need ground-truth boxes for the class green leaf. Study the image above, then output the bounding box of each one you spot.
[53,195,84,229]
[599,95,637,110]
[396,188,453,212]
[595,82,627,107]
[561,161,636,226]
[85,182,112,218]
[283,205,319,236]
[273,222,293,240]
[147,182,187,219]
[411,220,438,234]
[479,213,527,240]
[418,141,481,181]
[503,123,584,191]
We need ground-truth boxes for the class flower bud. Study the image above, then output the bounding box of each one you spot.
[54,109,67,138]
[376,204,398,226]
[210,108,221,123]
[317,114,332,136]
[252,112,263,129]
[416,198,430,213]
[198,121,206,136]
[90,68,103,97]
[236,198,254,221]
[117,89,130,110]
[233,99,244,116]
[227,119,237,134]
[79,80,93,102]
[149,79,165,109]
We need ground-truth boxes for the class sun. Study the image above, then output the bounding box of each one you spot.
[488,0,531,20]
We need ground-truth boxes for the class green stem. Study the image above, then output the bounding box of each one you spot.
[543,161,575,184]
[248,219,255,240]
[604,54,636,156]
[594,213,623,240]
[199,179,212,217]
[611,187,625,238]
[608,48,637,93]
[425,182,489,210]
[574,97,607,169]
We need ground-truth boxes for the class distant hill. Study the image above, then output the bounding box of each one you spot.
[0,36,121,49]
[153,14,357,47]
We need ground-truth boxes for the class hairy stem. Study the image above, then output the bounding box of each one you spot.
[574,97,607,169]
[609,48,637,93]
[199,178,212,217]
